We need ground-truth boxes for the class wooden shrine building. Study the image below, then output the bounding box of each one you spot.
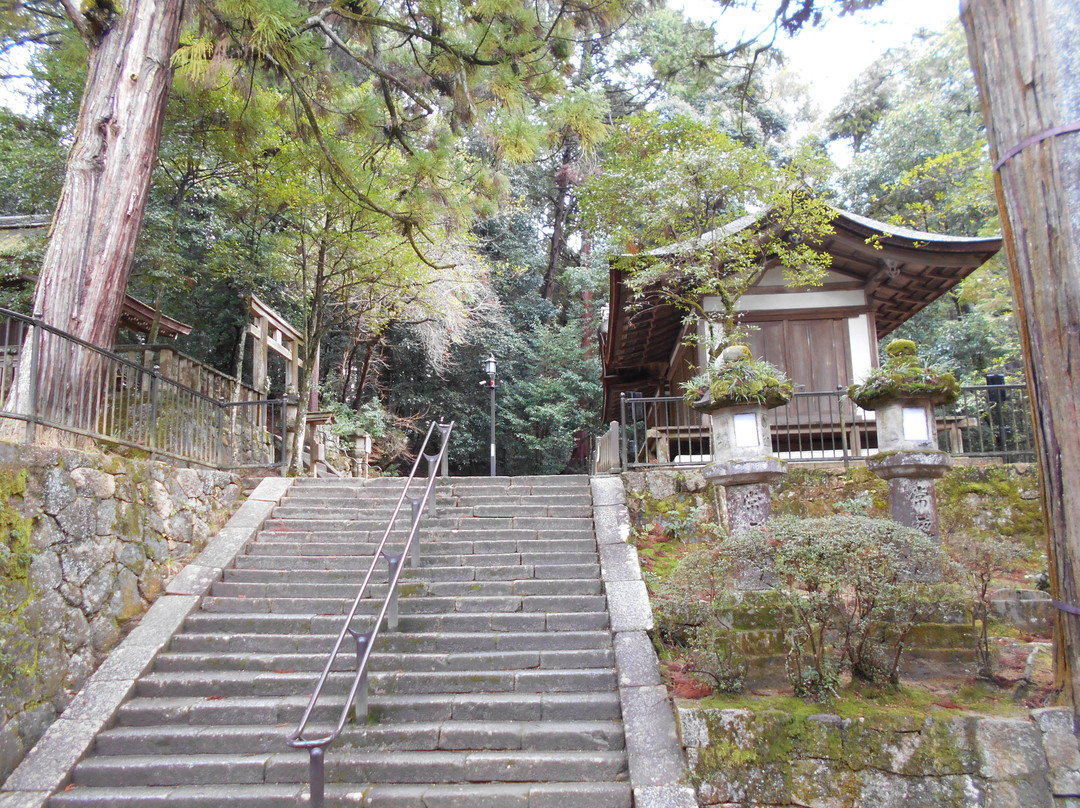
[600,208,1002,459]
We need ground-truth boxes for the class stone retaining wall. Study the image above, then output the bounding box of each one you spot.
[0,442,242,781]
[676,702,1080,807]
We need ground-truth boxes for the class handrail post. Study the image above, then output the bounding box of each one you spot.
[148,364,160,457]
[424,453,439,518]
[348,628,371,723]
[381,552,404,631]
[619,392,628,472]
[438,419,451,476]
[309,747,325,808]
[280,397,290,472]
[406,496,423,568]
[216,396,226,469]
[25,323,38,442]
[837,387,850,469]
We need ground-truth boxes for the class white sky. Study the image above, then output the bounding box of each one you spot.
[671,0,961,116]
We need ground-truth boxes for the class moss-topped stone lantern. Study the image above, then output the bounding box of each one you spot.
[849,339,960,536]
[687,345,793,535]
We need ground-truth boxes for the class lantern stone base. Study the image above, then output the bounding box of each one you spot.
[867,450,952,537]
[704,457,786,538]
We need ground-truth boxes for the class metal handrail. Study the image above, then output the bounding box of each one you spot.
[286,418,454,808]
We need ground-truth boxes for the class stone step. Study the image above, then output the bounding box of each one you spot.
[116,691,623,728]
[182,610,610,635]
[244,538,599,555]
[70,749,628,788]
[52,780,631,808]
[271,504,594,519]
[260,517,595,532]
[169,630,613,655]
[255,528,596,544]
[232,554,600,573]
[198,593,609,616]
[217,571,602,597]
[135,668,618,698]
[409,563,601,582]
[92,719,625,755]
[152,647,614,673]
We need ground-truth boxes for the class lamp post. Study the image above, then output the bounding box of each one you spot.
[484,354,497,476]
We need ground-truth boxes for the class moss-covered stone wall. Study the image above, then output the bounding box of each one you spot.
[0,442,241,781]
[677,702,1080,806]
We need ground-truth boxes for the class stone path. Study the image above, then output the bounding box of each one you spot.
[3,475,695,807]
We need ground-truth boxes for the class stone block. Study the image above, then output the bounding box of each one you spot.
[978,718,1049,780]
[621,685,687,787]
[69,468,115,500]
[593,505,631,546]
[605,580,653,633]
[984,775,1054,808]
[590,476,626,507]
[0,793,50,808]
[1,717,98,793]
[599,543,642,583]
[165,564,221,597]
[632,785,699,808]
[249,477,293,503]
[1033,708,1080,772]
[59,679,135,724]
[225,499,276,532]
[614,631,663,688]
[173,468,203,500]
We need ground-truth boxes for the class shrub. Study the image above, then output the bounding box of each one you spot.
[726,515,959,700]
[947,533,1028,678]
[650,543,746,694]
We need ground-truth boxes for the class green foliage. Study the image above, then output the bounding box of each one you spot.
[683,346,793,410]
[325,398,390,440]
[827,21,1021,383]
[579,110,834,360]
[727,515,959,700]
[649,543,747,694]
[0,470,33,586]
[848,339,960,408]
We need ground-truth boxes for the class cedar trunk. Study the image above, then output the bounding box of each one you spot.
[34,0,185,345]
[962,0,1080,708]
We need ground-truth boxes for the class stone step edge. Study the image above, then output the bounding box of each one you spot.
[0,477,297,807]
[590,475,699,808]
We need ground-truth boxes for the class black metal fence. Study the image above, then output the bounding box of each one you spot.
[0,308,286,470]
[614,383,1036,471]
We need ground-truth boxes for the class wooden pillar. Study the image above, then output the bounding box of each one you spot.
[963,0,1080,709]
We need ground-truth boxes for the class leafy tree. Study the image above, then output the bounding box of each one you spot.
[826,21,1021,382]
[579,111,834,361]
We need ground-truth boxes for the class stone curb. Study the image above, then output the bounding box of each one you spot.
[0,476,295,806]
[590,476,699,808]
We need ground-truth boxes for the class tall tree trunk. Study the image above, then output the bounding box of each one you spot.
[962,0,1080,711]
[37,0,184,343]
[540,145,575,302]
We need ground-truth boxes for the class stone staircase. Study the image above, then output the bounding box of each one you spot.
[48,475,632,807]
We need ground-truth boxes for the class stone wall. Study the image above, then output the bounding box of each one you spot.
[0,442,242,782]
[676,703,1080,807]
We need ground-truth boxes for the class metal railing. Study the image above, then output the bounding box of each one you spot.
[0,308,286,470]
[935,383,1035,462]
[616,384,1036,470]
[287,419,453,808]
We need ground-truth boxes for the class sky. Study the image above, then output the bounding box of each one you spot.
[671,0,961,116]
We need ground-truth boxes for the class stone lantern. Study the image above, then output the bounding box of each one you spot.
[689,345,791,536]
[345,431,372,478]
[849,339,959,537]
